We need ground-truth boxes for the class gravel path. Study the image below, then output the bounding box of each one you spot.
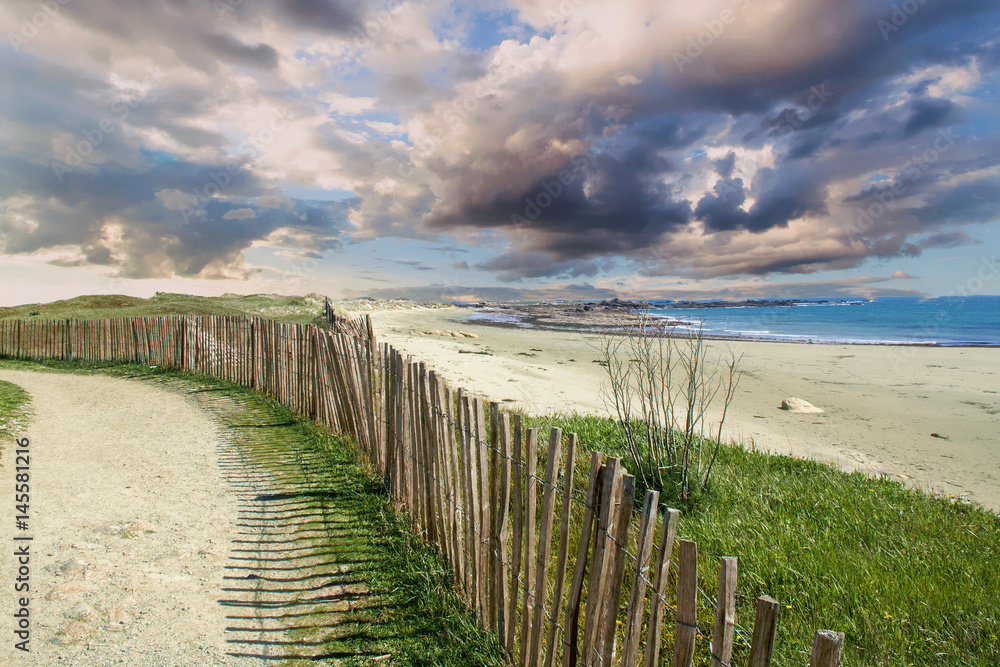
[0,370,275,666]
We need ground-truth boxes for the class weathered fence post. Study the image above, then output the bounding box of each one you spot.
[506,414,525,654]
[711,557,738,667]
[749,595,780,667]
[645,508,680,667]
[597,473,636,666]
[621,489,660,666]
[518,428,539,665]
[562,452,603,667]
[527,427,563,667]
[542,432,578,667]
[582,458,623,666]
[810,630,845,667]
[495,411,512,643]
[673,539,699,667]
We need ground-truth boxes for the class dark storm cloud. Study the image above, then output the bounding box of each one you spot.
[902,98,960,138]
[713,153,736,179]
[694,178,747,232]
[423,114,702,267]
[272,0,362,34]
[202,33,279,69]
[403,0,1000,279]
[422,1,1000,280]
[694,164,829,234]
[906,177,1000,228]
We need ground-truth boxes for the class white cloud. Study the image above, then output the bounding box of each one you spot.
[256,195,292,208]
[222,208,256,220]
[320,92,377,116]
[155,189,194,211]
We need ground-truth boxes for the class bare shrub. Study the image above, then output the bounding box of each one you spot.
[597,314,742,501]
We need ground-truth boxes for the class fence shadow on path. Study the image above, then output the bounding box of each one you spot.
[198,389,405,663]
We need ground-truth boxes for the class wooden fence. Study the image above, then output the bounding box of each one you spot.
[0,306,845,667]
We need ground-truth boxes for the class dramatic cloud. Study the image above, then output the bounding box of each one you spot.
[1,0,998,297]
[341,0,1000,280]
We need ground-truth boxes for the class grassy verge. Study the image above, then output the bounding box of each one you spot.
[0,359,505,666]
[0,292,329,326]
[243,390,505,666]
[525,412,1000,667]
[0,292,448,326]
[0,379,30,437]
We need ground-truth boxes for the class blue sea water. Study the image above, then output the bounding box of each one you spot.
[646,296,1000,346]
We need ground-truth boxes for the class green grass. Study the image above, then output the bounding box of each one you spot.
[0,292,329,326]
[268,402,505,666]
[0,379,30,436]
[0,359,505,667]
[525,412,1000,667]
[0,292,448,326]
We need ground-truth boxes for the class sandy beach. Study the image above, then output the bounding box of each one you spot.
[369,307,1000,512]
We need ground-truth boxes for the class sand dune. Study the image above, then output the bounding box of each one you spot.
[369,307,1000,511]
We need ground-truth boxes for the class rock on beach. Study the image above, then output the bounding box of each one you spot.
[780,397,825,414]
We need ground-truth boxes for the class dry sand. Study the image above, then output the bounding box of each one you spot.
[0,370,260,666]
[370,307,1000,511]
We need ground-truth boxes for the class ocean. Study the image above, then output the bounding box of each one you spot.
[645,296,1000,346]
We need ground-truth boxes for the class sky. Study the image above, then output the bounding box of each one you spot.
[1,0,999,306]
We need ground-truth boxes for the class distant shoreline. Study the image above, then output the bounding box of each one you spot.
[458,300,1000,348]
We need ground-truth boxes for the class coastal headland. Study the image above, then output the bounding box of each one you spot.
[468,298,871,340]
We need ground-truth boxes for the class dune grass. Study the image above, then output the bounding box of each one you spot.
[525,412,1000,667]
[0,292,329,326]
[0,379,30,437]
[0,292,447,326]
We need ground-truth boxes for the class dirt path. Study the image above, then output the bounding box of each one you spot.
[0,368,480,666]
[0,370,283,665]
